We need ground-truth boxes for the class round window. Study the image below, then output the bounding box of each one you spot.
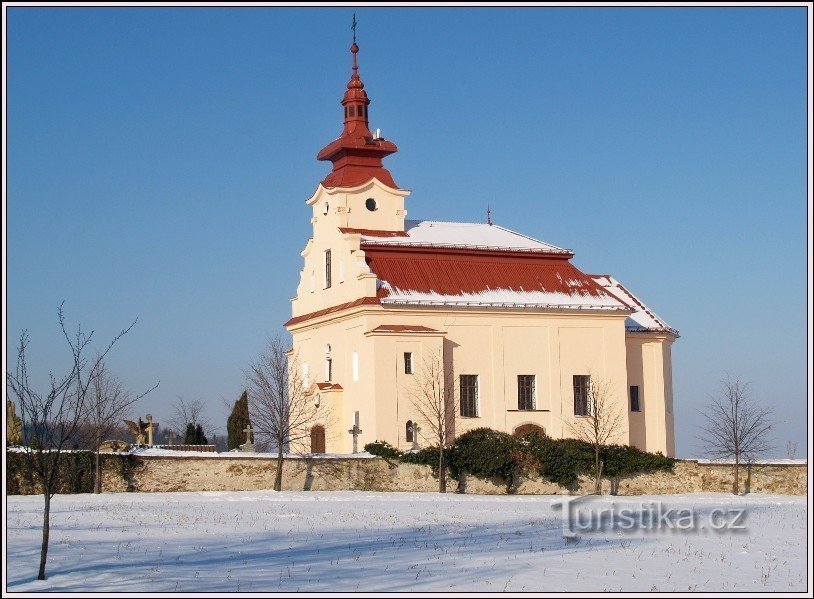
[365,198,377,212]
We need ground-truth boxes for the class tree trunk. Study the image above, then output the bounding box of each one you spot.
[594,446,602,495]
[38,492,51,580]
[274,446,284,492]
[94,448,102,494]
[733,455,740,495]
[438,446,446,493]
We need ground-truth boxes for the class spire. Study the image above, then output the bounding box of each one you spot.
[316,19,400,190]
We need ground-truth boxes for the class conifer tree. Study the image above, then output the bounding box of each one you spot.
[195,423,208,445]
[184,423,196,444]
[227,391,251,450]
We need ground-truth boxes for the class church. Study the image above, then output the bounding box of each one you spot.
[284,39,678,457]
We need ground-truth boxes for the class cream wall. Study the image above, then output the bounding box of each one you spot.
[625,334,677,456]
[288,306,673,455]
[291,180,411,319]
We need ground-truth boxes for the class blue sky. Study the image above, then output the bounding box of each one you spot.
[6,7,808,457]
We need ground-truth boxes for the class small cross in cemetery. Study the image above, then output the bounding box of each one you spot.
[145,414,159,446]
[410,422,421,451]
[239,423,256,452]
[348,411,363,454]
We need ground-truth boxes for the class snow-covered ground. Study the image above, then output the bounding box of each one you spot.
[5,491,807,593]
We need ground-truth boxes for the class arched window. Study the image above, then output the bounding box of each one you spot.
[513,424,545,437]
[406,420,414,443]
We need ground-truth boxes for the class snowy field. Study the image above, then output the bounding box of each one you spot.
[6,491,808,593]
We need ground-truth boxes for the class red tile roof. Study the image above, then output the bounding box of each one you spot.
[284,297,380,328]
[315,382,343,391]
[340,227,409,237]
[366,324,444,334]
[364,246,624,308]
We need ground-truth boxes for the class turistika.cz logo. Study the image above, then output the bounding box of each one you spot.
[552,495,748,538]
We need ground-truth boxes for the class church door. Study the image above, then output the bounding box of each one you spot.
[310,425,326,454]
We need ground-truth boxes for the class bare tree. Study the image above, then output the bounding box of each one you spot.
[407,349,458,493]
[5,305,139,580]
[564,376,626,494]
[166,397,214,441]
[697,375,774,494]
[85,357,158,493]
[245,335,332,491]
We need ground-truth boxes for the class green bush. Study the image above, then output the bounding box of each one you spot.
[363,441,403,460]
[446,428,519,490]
[521,433,594,488]
[6,450,97,495]
[399,446,442,469]
[362,427,675,492]
[602,444,675,478]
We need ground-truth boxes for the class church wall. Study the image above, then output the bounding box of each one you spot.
[625,333,676,456]
[291,314,374,454]
[625,338,648,451]
[360,308,631,447]
[290,307,678,456]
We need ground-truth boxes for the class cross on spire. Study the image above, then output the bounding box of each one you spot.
[352,12,357,45]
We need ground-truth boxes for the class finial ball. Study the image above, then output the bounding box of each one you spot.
[350,43,359,54]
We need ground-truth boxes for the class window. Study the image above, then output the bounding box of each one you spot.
[406,420,414,443]
[573,375,591,416]
[324,344,332,382]
[349,105,355,117]
[630,385,641,412]
[352,351,359,382]
[323,202,329,215]
[517,375,536,410]
[324,250,332,289]
[404,352,413,374]
[365,198,377,211]
[460,375,479,418]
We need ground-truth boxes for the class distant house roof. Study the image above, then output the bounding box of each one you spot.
[358,220,571,254]
[591,275,679,336]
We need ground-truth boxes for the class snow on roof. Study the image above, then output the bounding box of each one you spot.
[591,275,678,335]
[379,285,628,310]
[366,324,445,334]
[365,248,630,311]
[360,220,570,254]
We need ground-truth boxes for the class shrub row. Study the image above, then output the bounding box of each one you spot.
[365,427,675,490]
[6,450,141,495]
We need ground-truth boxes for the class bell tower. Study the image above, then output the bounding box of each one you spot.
[316,37,400,191]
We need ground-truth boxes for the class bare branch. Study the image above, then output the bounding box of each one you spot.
[696,374,775,494]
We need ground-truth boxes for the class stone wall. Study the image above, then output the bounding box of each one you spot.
[87,456,808,496]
